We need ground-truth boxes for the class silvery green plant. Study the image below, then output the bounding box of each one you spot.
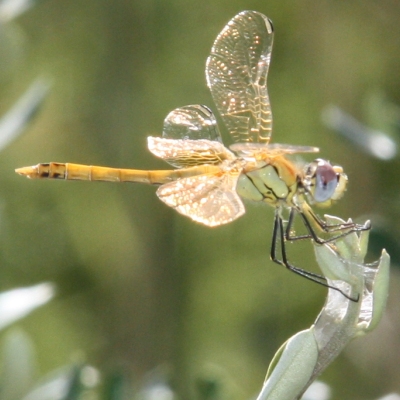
[256,215,390,400]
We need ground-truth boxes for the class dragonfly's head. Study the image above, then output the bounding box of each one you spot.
[302,159,348,207]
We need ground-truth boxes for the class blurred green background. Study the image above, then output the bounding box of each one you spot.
[1,0,400,398]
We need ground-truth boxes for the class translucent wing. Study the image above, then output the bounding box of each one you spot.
[149,104,234,168]
[163,105,223,142]
[230,142,319,158]
[156,173,245,226]
[206,11,274,144]
[148,137,235,168]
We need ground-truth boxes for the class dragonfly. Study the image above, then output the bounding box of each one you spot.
[16,11,369,300]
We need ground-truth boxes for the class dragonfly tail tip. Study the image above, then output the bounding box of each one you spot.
[15,165,38,179]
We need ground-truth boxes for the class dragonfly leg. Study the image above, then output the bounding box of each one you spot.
[284,207,313,241]
[285,206,371,245]
[271,209,359,302]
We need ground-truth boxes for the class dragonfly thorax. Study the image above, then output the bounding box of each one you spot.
[236,161,298,206]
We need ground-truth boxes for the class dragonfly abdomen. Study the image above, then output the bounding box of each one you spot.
[15,162,124,181]
[15,163,222,185]
[15,162,164,183]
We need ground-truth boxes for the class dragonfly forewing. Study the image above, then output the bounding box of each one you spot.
[206,10,274,144]
[230,142,320,159]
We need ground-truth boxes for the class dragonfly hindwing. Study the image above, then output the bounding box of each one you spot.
[162,105,223,142]
[148,137,235,168]
[156,173,245,226]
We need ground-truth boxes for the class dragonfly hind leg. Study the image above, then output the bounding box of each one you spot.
[270,209,359,302]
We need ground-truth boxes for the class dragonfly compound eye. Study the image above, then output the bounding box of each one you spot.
[303,158,347,204]
[313,159,339,202]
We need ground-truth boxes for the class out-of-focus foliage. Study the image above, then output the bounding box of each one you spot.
[322,105,397,161]
[0,0,43,22]
[0,78,51,151]
[0,282,55,330]
[2,1,400,400]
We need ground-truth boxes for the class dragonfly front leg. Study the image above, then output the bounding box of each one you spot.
[270,208,359,301]
[285,206,371,245]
